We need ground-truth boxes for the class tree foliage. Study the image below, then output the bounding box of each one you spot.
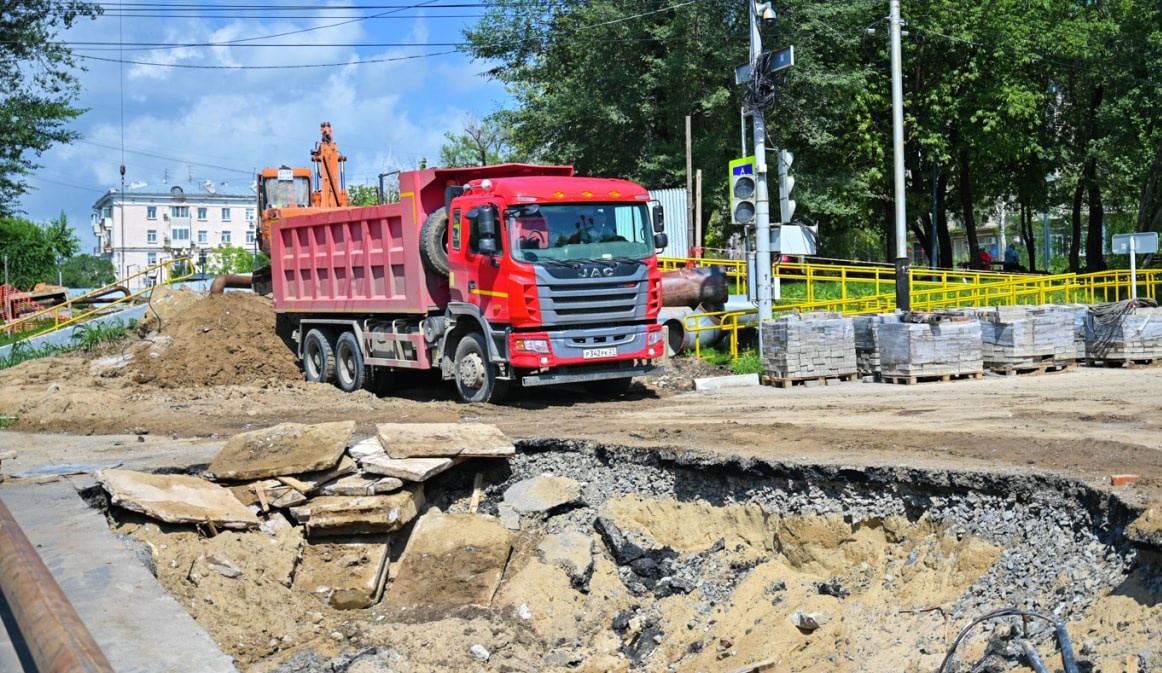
[59,254,115,288]
[1,0,102,216]
[203,245,260,276]
[439,115,517,167]
[461,0,1162,269]
[0,217,59,288]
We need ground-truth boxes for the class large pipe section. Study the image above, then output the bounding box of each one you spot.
[658,306,724,355]
[209,274,254,295]
[660,267,728,309]
[0,497,115,673]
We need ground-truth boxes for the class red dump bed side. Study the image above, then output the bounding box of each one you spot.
[269,164,575,315]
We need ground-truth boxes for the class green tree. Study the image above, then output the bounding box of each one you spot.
[1,1,102,215]
[348,184,380,206]
[0,217,57,288]
[42,211,80,261]
[203,245,260,276]
[59,254,115,288]
[439,115,516,167]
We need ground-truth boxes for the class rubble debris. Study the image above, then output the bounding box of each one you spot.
[502,474,582,514]
[376,422,515,459]
[294,534,391,610]
[320,474,404,496]
[96,468,260,529]
[208,421,355,481]
[537,530,595,592]
[385,511,514,610]
[288,486,423,536]
[788,610,830,632]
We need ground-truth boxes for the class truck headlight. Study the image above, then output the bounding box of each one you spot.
[514,338,551,354]
[646,329,664,347]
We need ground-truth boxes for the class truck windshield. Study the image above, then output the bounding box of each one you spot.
[263,176,311,209]
[506,202,654,263]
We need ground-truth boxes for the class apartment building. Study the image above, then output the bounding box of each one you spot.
[91,180,257,289]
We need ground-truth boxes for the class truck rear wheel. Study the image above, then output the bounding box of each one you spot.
[419,207,450,277]
[303,328,336,383]
[334,331,369,393]
[454,332,508,403]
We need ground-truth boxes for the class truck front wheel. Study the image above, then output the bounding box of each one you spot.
[303,329,336,383]
[453,332,508,403]
[334,331,369,393]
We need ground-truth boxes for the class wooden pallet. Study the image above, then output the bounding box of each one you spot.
[988,360,1077,376]
[881,371,983,385]
[761,372,860,388]
[1085,358,1157,369]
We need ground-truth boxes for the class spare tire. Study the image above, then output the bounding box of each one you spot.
[420,207,450,277]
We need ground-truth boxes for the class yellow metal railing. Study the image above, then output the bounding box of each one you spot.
[2,258,198,340]
[661,255,1162,361]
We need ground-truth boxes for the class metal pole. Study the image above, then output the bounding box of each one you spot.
[930,161,938,268]
[1042,212,1050,271]
[890,0,910,310]
[0,497,116,673]
[1130,236,1138,300]
[751,2,773,345]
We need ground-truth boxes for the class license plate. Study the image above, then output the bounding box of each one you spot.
[583,347,617,360]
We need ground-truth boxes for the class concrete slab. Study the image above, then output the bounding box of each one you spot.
[503,474,582,514]
[360,454,455,482]
[208,421,355,481]
[376,422,514,459]
[693,373,760,391]
[0,479,238,673]
[288,486,424,536]
[96,468,260,529]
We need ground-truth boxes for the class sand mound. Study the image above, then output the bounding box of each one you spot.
[127,289,302,388]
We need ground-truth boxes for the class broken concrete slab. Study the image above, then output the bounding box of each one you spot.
[96,468,260,529]
[360,454,455,482]
[503,474,582,514]
[537,530,595,591]
[376,422,514,459]
[320,474,404,496]
[347,437,385,461]
[229,480,308,510]
[293,534,392,610]
[207,421,355,481]
[385,511,513,610]
[288,486,424,536]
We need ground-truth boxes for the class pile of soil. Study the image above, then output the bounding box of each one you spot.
[126,288,301,388]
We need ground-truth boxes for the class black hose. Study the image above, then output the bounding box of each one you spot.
[1055,620,1080,673]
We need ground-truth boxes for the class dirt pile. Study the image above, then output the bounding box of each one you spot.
[126,287,301,388]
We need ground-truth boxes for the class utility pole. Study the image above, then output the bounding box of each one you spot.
[750,2,774,336]
[890,0,910,310]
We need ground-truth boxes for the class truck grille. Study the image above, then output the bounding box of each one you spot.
[535,266,650,325]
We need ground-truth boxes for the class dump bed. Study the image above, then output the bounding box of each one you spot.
[269,200,447,314]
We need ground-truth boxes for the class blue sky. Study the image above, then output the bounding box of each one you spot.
[20,1,509,253]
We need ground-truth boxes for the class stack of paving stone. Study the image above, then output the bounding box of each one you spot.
[1052,304,1093,360]
[1084,304,1162,363]
[852,312,900,379]
[973,305,1077,371]
[878,313,983,381]
[761,312,857,382]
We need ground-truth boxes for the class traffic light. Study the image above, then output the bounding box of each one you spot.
[729,156,756,225]
[777,149,795,224]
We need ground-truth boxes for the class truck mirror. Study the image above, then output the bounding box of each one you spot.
[653,232,669,250]
[479,238,497,254]
[652,204,665,233]
[478,206,496,237]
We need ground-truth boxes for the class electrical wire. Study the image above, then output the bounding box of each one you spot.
[937,608,1079,673]
[1086,298,1159,358]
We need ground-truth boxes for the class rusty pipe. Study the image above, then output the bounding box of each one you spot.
[0,497,115,673]
[80,286,130,304]
[210,274,254,295]
[660,267,728,309]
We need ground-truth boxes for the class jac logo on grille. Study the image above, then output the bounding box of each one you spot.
[581,266,614,278]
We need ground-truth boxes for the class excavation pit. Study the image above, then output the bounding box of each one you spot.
[98,439,1161,673]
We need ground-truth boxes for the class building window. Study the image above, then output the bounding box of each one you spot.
[147,230,158,244]
[222,230,232,244]
[147,252,158,266]
[197,230,208,244]
[222,207,231,221]
[246,230,256,245]
[102,206,113,218]
[171,206,189,218]
[147,206,157,220]
[245,208,255,221]
[197,207,208,221]
[172,226,190,243]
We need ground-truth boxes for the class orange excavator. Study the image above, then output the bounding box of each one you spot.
[238,122,352,295]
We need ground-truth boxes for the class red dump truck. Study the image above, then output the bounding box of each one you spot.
[260,163,669,403]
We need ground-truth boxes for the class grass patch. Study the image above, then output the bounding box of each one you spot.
[0,318,137,371]
[0,416,17,429]
[687,346,765,376]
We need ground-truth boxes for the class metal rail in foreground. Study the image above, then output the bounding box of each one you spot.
[0,497,114,673]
